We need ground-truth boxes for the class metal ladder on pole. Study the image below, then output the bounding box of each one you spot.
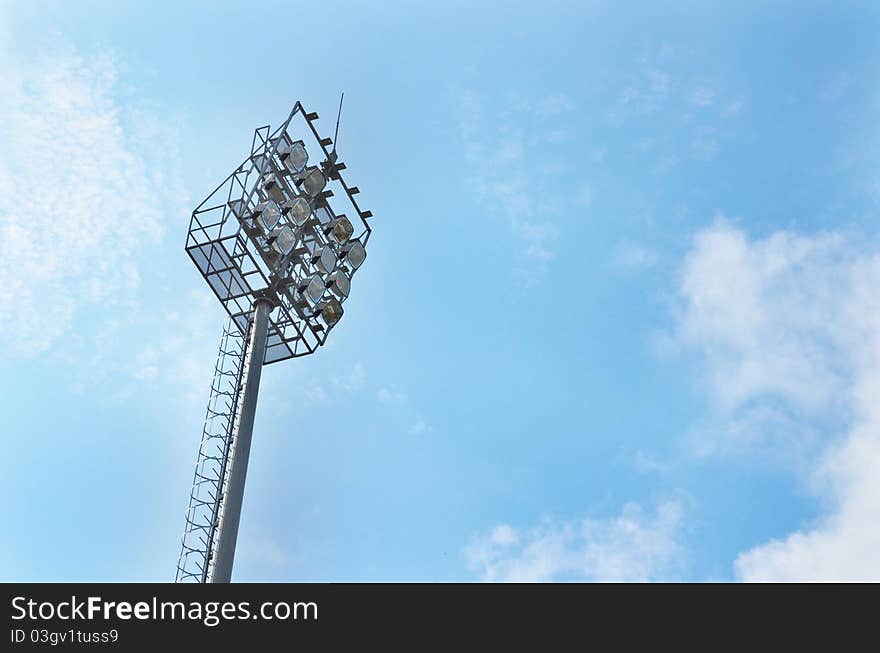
[175,317,250,582]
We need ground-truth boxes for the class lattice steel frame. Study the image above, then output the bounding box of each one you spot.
[185,101,373,364]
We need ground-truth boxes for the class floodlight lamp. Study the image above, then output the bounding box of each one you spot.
[282,140,309,173]
[261,174,286,203]
[302,168,327,197]
[284,196,312,226]
[302,274,325,304]
[271,225,296,256]
[341,240,366,270]
[255,200,282,231]
[326,216,354,244]
[319,297,344,326]
[327,270,351,300]
[311,245,337,275]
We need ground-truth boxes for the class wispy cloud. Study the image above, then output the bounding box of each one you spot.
[374,382,432,437]
[618,67,671,116]
[535,93,576,118]
[377,386,407,406]
[688,86,716,108]
[275,361,367,412]
[465,500,684,582]
[0,46,178,356]
[408,419,430,435]
[691,127,720,160]
[451,87,580,271]
[631,449,672,475]
[721,99,745,118]
[675,218,880,580]
[614,241,658,270]
[134,365,159,382]
[613,48,743,167]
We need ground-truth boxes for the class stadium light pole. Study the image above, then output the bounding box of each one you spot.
[175,100,373,583]
[211,295,272,583]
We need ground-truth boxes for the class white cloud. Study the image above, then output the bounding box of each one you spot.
[677,218,848,419]
[614,241,658,270]
[408,419,430,435]
[0,46,175,356]
[676,218,880,580]
[377,386,407,406]
[465,501,684,582]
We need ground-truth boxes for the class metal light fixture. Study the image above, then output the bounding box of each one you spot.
[255,200,282,232]
[326,216,354,244]
[301,274,325,304]
[281,140,309,173]
[311,244,337,275]
[271,225,296,256]
[340,240,366,270]
[284,196,312,226]
[261,174,286,203]
[318,297,343,326]
[327,269,350,300]
[302,167,326,197]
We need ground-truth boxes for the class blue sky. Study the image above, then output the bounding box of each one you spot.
[2,1,880,581]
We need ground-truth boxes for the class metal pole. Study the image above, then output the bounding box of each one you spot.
[211,296,272,583]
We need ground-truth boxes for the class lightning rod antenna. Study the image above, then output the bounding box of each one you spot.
[332,92,344,156]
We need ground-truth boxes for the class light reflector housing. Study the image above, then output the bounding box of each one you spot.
[327,216,354,244]
[284,196,312,226]
[327,270,350,300]
[283,141,309,173]
[271,225,296,255]
[255,200,282,232]
[303,168,327,197]
[312,245,337,275]
[302,274,325,305]
[319,297,343,326]
[261,174,286,203]
[341,240,366,270]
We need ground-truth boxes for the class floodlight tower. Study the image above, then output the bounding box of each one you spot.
[175,101,373,583]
